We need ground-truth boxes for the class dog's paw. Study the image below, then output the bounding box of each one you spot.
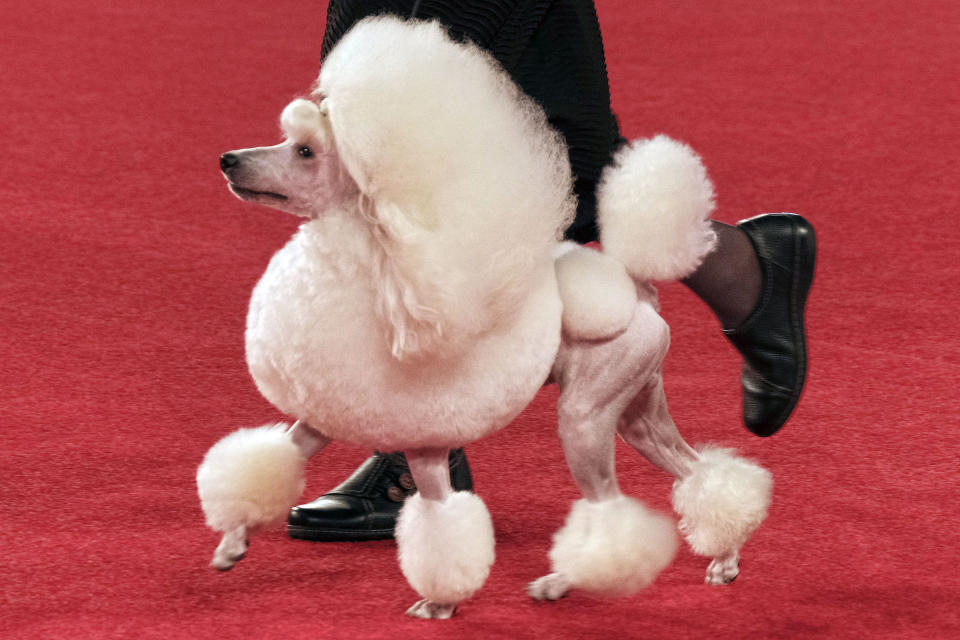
[210,528,249,571]
[405,599,458,620]
[705,552,740,585]
[527,573,571,601]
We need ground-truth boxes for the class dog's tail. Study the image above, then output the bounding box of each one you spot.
[597,135,717,281]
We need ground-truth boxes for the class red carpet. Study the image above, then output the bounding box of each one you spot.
[2,1,959,637]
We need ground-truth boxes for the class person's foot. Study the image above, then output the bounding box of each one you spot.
[288,449,473,541]
[723,213,817,436]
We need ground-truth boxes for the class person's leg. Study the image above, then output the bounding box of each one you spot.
[568,188,817,438]
[516,0,818,438]
[683,221,762,330]
[684,214,817,436]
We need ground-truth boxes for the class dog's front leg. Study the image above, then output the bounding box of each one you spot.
[396,448,495,619]
[198,421,331,571]
[288,420,330,458]
[211,526,249,571]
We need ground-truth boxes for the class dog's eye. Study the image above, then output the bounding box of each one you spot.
[298,146,314,159]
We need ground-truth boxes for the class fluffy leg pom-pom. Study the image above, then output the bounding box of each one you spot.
[544,496,678,598]
[598,135,717,282]
[196,424,307,535]
[671,447,773,558]
[396,492,495,615]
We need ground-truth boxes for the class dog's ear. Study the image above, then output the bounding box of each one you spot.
[364,196,448,361]
[318,17,578,361]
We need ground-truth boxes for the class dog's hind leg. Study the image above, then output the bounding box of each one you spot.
[617,373,699,481]
[705,550,741,585]
[530,309,679,601]
[671,445,772,585]
[618,383,772,585]
[528,385,629,601]
[617,376,738,581]
[198,421,330,571]
[397,448,494,619]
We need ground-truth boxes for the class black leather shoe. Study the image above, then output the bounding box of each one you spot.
[288,449,473,541]
[723,213,817,436]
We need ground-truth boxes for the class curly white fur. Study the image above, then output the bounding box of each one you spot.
[598,135,717,281]
[317,17,575,360]
[554,242,637,341]
[242,16,573,450]
[246,219,562,450]
[548,496,678,597]
[672,447,773,557]
[396,492,495,605]
[196,424,306,533]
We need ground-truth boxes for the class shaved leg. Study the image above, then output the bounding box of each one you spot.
[288,420,332,457]
[405,448,454,502]
[617,376,698,480]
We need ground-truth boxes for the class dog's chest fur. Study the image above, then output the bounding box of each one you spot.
[245,215,563,450]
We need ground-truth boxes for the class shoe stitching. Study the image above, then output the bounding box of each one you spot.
[758,378,793,397]
[360,455,387,495]
[745,366,794,395]
[320,455,391,499]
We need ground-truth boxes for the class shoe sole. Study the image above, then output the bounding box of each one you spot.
[287,525,395,542]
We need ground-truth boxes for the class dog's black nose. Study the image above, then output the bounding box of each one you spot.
[220,153,239,171]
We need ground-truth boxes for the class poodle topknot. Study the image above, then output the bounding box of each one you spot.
[280,99,332,152]
[314,17,576,360]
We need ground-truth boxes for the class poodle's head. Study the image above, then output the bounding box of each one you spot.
[220,99,357,217]
[221,16,575,360]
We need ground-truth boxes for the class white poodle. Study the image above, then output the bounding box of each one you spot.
[198,16,773,619]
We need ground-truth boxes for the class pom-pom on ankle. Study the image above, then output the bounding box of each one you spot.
[549,496,678,597]
[396,491,495,605]
[197,424,307,533]
[671,446,773,556]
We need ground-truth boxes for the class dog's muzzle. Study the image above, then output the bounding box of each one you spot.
[220,153,288,201]
[228,184,288,201]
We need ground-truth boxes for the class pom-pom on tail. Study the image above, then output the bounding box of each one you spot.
[396,492,496,606]
[598,135,717,281]
[671,447,773,557]
[548,496,678,597]
[196,424,307,534]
